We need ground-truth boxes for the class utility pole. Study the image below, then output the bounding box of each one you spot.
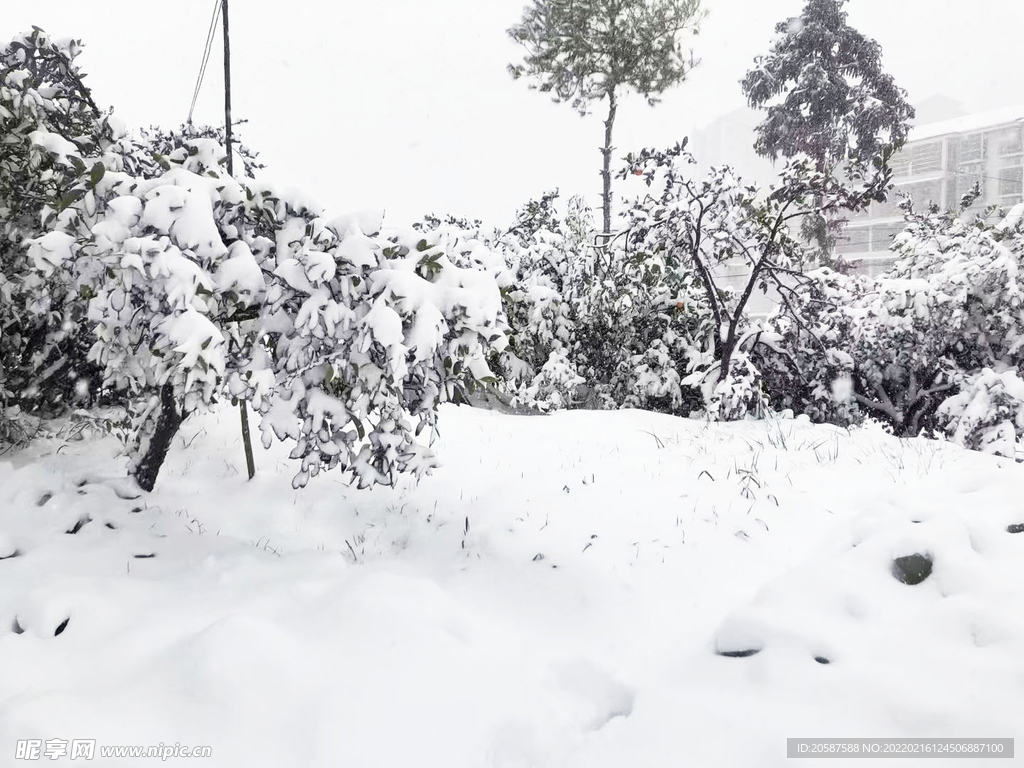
[222,0,257,481]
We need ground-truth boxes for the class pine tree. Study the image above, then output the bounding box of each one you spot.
[508,0,703,239]
[741,0,914,262]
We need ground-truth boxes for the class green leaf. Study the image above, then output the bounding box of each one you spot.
[90,163,105,187]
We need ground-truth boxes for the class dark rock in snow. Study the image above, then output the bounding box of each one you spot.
[716,648,762,658]
[1007,523,1024,534]
[892,553,933,585]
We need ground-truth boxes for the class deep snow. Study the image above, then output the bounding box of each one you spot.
[0,405,1021,766]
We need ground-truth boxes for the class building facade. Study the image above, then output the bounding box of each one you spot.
[839,108,1024,277]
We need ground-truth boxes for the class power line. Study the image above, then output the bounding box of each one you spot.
[187,0,222,124]
[945,167,1023,186]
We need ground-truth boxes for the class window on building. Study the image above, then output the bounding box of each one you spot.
[955,163,985,205]
[953,132,988,205]
[845,255,897,279]
[995,127,1023,157]
[890,140,943,178]
[994,126,1024,204]
[958,132,986,163]
[897,179,942,213]
[911,141,943,175]
[836,226,870,255]
[861,257,897,279]
[870,223,905,252]
[998,166,1023,200]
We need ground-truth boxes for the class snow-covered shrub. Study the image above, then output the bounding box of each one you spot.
[35,139,509,489]
[757,269,865,427]
[521,349,584,411]
[938,368,1024,458]
[760,264,961,435]
[618,139,891,421]
[706,352,766,421]
[758,198,1024,438]
[572,242,705,414]
[0,28,262,447]
[416,194,594,413]
[498,195,590,408]
[254,215,509,489]
[0,28,114,425]
[419,189,709,417]
[11,34,510,490]
[623,339,685,411]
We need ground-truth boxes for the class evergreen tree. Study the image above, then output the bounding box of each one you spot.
[508,0,703,239]
[741,0,914,262]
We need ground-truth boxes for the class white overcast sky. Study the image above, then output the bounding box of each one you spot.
[10,1,1024,225]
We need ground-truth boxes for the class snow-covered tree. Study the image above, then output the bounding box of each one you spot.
[508,0,703,236]
[760,199,1024,438]
[0,28,114,426]
[29,135,510,490]
[7,27,510,491]
[741,0,914,260]
[620,140,890,419]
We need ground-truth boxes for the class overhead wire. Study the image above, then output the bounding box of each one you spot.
[187,0,222,125]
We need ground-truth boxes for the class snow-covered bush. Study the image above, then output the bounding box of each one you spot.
[572,240,705,413]
[31,135,509,490]
[7,28,509,490]
[0,28,114,424]
[497,195,590,409]
[254,216,509,489]
[759,198,1024,438]
[0,28,261,445]
[416,194,593,413]
[417,189,711,417]
[938,368,1024,458]
[623,338,686,412]
[757,268,866,427]
[619,140,891,421]
[521,349,584,411]
[706,351,766,421]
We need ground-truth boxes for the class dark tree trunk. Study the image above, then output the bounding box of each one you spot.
[601,88,618,240]
[131,383,186,492]
[810,156,832,265]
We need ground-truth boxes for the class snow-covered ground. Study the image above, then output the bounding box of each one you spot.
[0,405,1022,767]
